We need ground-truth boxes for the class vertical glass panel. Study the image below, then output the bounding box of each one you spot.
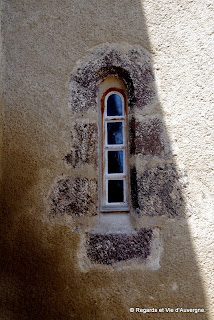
[107,93,123,116]
[108,180,124,203]
[107,122,123,145]
[108,151,123,174]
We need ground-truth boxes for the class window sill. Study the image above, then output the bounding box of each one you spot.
[90,212,134,234]
[100,205,129,213]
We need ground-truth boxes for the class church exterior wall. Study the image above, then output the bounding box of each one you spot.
[1,0,213,319]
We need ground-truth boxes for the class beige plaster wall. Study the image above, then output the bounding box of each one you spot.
[1,0,213,319]
[143,0,214,314]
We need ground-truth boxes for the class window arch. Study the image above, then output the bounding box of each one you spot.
[99,78,129,212]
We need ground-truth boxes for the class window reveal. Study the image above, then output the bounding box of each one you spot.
[101,88,129,211]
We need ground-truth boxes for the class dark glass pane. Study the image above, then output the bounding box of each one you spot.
[108,180,124,203]
[108,151,123,173]
[107,122,123,145]
[107,94,123,116]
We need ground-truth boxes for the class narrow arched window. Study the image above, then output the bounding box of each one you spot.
[100,86,129,212]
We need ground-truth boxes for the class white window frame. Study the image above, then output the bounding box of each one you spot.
[100,88,129,212]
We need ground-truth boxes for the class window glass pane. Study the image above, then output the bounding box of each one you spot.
[108,151,123,174]
[108,180,124,203]
[107,94,123,116]
[107,122,123,145]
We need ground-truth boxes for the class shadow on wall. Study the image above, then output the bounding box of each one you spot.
[1,0,209,319]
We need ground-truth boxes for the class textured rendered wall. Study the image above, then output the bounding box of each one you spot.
[1,0,213,319]
[0,0,3,210]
